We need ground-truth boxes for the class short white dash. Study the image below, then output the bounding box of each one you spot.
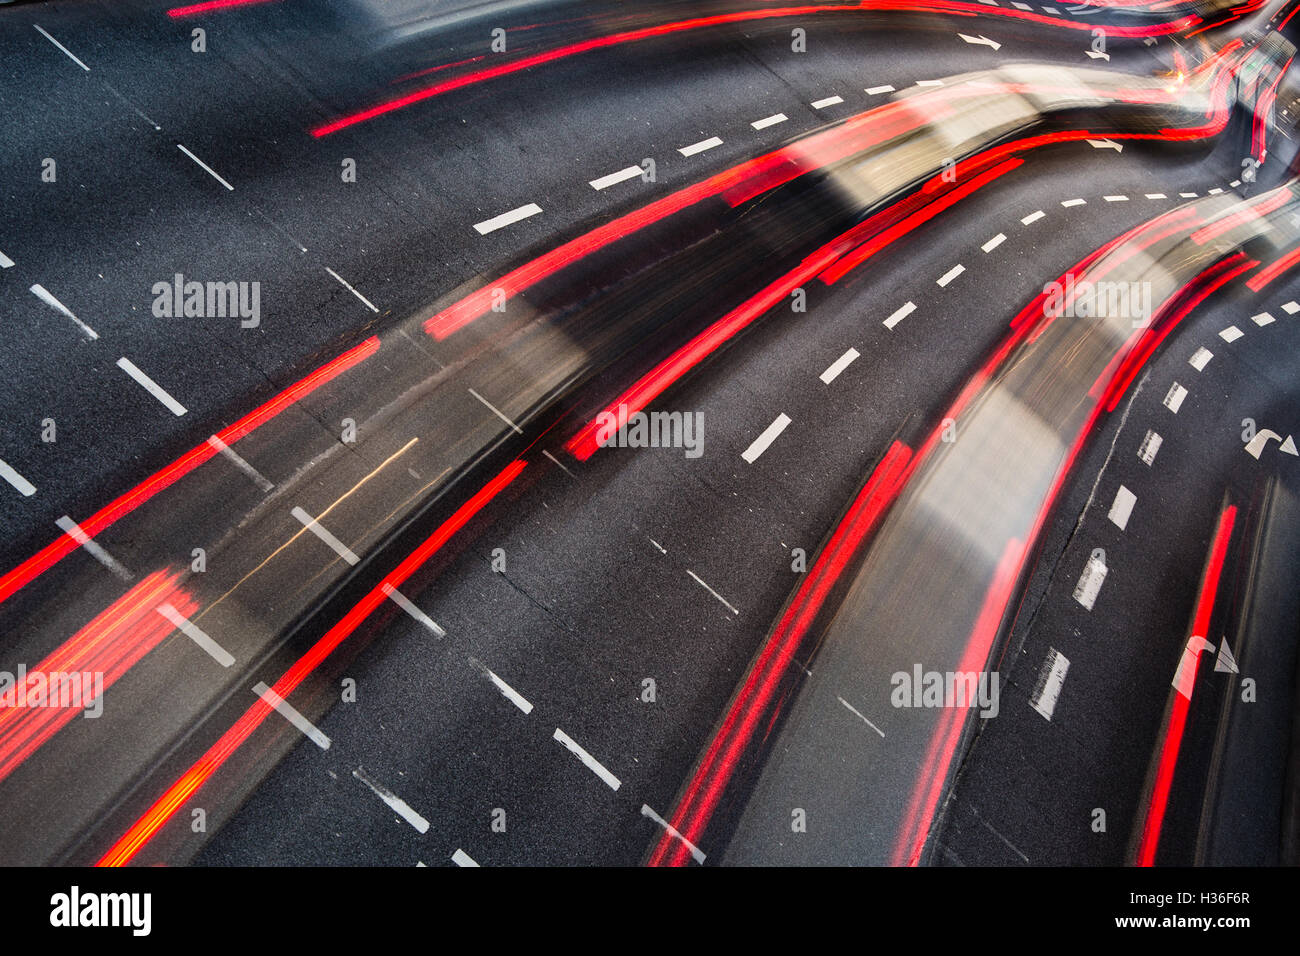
[1219,325,1243,342]
[117,357,187,416]
[589,165,643,190]
[382,583,446,637]
[34,24,89,71]
[451,849,479,867]
[1179,192,1198,198]
[751,112,788,130]
[352,766,428,831]
[325,267,379,313]
[1072,550,1107,610]
[1103,194,1129,202]
[915,79,944,87]
[1029,648,1069,721]
[1021,210,1045,225]
[936,264,965,287]
[1283,301,1300,315]
[686,569,739,615]
[883,300,916,329]
[257,682,331,750]
[865,84,896,95]
[1012,2,1031,9]
[56,515,132,580]
[1163,382,1187,413]
[811,95,844,109]
[1061,198,1086,207]
[468,387,523,434]
[473,202,542,235]
[1138,429,1162,466]
[741,413,791,464]
[1188,346,1213,371]
[820,347,859,384]
[837,696,885,737]
[158,603,234,667]
[981,233,1007,253]
[552,728,621,790]
[1145,192,1167,199]
[31,284,98,341]
[1251,311,1275,327]
[177,144,234,191]
[207,435,274,492]
[1208,187,1223,195]
[641,805,706,864]
[1230,180,1241,188]
[0,458,36,497]
[0,250,13,268]
[292,506,360,565]
[1041,5,1060,12]
[542,448,575,477]
[678,136,722,157]
[468,656,533,714]
[1107,484,1137,531]
[649,538,667,554]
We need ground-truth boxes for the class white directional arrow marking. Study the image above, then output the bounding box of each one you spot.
[1087,138,1122,151]
[1174,636,1215,700]
[1215,639,1239,674]
[1282,435,1298,456]
[1244,429,1284,459]
[959,33,1002,50]
[1085,50,1111,61]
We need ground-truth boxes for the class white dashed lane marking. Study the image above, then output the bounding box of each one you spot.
[325,267,379,313]
[468,656,533,714]
[1163,382,1188,413]
[157,603,235,667]
[31,284,98,341]
[751,113,787,130]
[837,696,886,737]
[678,136,722,157]
[56,515,132,580]
[257,682,331,750]
[0,250,13,268]
[0,458,36,497]
[1021,210,1045,225]
[34,24,89,71]
[642,805,706,864]
[1251,312,1275,327]
[473,202,542,235]
[1138,429,1162,466]
[292,506,360,565]
[982,233,1006,252]
[741,413,791,464]
[451,849,479,867]
[866,84,895,95]
[820,347,859,384]
[382,583,446,637]
[117,357,187,416]
[1030,648,1069,721]
[553,728,621,791]
[589,165,643,190]
[177,144,234,191]
[811,95,844,109]
[936,264,965,287]
[1107,485,1137,531]
[686,569,740,615]
[352,766,428,831]
[884,301,916,329]
[1188,347,1213,371]
[1219,325,1243,342]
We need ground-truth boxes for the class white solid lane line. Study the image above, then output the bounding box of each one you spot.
[678,136,722,157]
[589,165,643,190]
[811,95,844,109]
[31,284,98,340]
[981,233,1006,252]
[468,656,533,714]
[936,264,965,287]
[642,805,707,864]
[352,767,429,831]
[292,506,360,565]
[157,603,235,667]
[451,849,480,867]
[883,300,916,329]
[1107,485,1137,531]
[382,583,446,637]
[553,728,621,791]
[56,515,133,580]
[325,267,379,313]
[820,347,860,384]
[177,144,234,191]
[751,113,788,130]
[117,357,187,416]
[256,682,331,750]
[34,24,89,71]
[687,569,740,615]
[0,458,36,497]
[741,413,791,464]
[473,202,542,235]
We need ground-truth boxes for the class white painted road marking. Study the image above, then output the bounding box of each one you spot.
[742,413,791,464]
[883,300,916,329]
[1145,192,1167,199]
[117,357,188,415]
[1138,429,1163,466]
[468,387,523,434]
[837,696,885,737]
[958,33,1002,50]
[936,264,965,287]
[981,233,1006,252]
[1179,192,1198,198]
[641,805,707,864]
[177,144,234,191]
[1073,551,1107,610]
[1282,301,1300,314]
[1030,649,1069,721]
[1107,485,1137,531]
[811,95,844,109]
[325,267,379,313]
[820,347,859,384]
[1061,198,1086,207]
[751,112,788,130]
[382,583,446,637]
[0,250,13,268]
[468,656,533,714]
[1021,210,1045,225]
[34,24,89,71]
[687,569,739,615]
[1163,382,1187,413]
[158,603,235,667]
[292,506,360,565]
[678,136,722,157]
[451,849,479,867]
[473,202,542,235]
[1188,347,1213,371]
[553,728,621,790]
[1087,139,1122,151]
[1219,325,1243,342]
[256,682,331,750]
[1251,311,1275,327]
[352,767,428,831]
[865,84,895,95]
[56,515,132,580]
[207,434,274,492]
[0,458,36,497]
[915,79,944,87]
[1103,194,1129,202]
[31,284,98,341]
[589,165,643,190]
